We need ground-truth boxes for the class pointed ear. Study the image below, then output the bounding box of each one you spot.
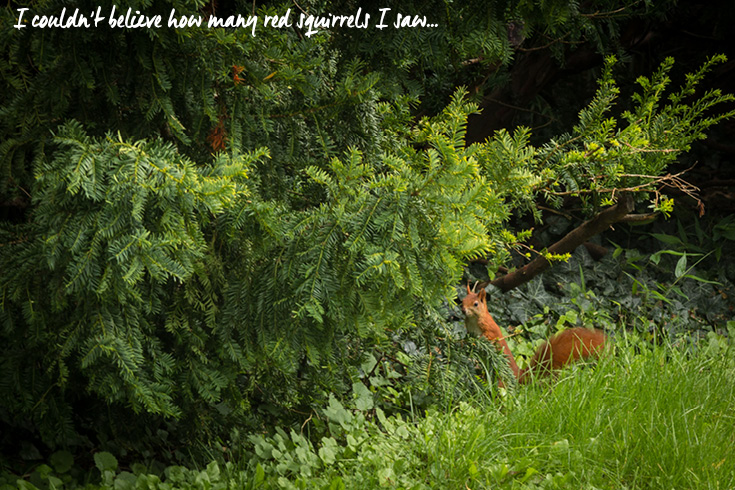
[466,283,472,294]
[478,289,486,302]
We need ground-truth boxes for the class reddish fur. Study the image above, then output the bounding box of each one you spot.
[461,286,521,383]
[461,285,607,385]
[518,327,607,384]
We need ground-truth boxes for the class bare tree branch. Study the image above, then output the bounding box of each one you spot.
[484,192,635,292]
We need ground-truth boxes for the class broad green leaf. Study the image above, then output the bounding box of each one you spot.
[318,444,336,465]
[50,451,74,474]
[94,452,118,473]
[254,463,265,484]
[674,255,687,278]
[651,233,683,246]
[353,382,374,411]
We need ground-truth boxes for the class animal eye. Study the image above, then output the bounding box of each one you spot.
[474,302,478,307]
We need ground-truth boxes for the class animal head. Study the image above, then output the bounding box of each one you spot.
[461,284,505,341]
[461,283,487,321]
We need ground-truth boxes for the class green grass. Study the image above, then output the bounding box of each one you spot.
[6,338,734,489]
[306,337,735,489]
[434,340,735,489]
[238,337,735,489]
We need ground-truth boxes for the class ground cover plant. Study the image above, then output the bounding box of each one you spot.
[3,333,733,489]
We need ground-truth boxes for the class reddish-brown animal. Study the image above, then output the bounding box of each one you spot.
[461,285,607,384]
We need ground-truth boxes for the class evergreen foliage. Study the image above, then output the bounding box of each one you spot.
[0,0,733,463]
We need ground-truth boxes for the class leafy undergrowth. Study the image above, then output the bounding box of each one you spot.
[4,335,734,489]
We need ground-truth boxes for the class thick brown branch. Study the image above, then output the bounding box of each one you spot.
[620,212,659,223]
[583,241,608,260]
[487,193,635,292]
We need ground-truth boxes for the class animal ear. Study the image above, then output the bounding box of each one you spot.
[466,283,472,294]
[478,289,486,302]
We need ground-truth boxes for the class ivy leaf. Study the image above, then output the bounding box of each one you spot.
[353,382,374,411]
[318,439,338,465]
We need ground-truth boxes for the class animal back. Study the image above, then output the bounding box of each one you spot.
[528,327,606,373]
